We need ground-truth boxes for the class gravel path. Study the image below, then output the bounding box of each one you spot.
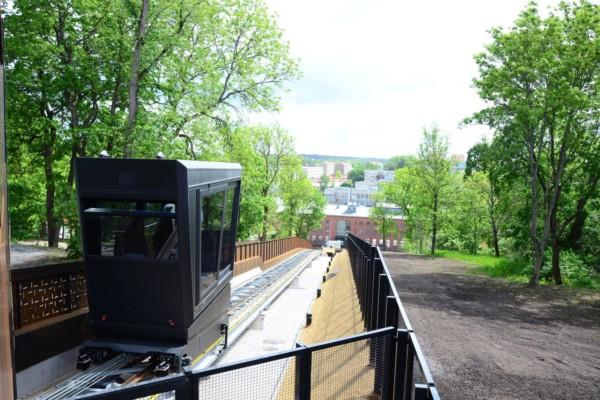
[383,252,600,400]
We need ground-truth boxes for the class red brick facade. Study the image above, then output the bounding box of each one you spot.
[309,215,405,251]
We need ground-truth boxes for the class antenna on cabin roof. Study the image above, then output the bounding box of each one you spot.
[156,151,165,160]
[99,150,110,158]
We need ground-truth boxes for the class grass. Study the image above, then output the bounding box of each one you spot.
[435,250,600,289]
[435,250,531,284]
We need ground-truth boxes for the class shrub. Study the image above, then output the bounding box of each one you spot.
[560,251,598,289]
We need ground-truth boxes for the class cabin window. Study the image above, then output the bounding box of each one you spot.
[219,188,236,274]
[83,201,177,260]
[200,191,224,292]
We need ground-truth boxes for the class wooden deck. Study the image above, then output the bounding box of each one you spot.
[277,250,379,400]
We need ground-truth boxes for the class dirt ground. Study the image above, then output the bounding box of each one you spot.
[383,252,600,400]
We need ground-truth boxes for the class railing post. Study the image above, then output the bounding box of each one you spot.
[295,343,311,400]
[369,257,381,331]
[404,336,415,400]
[179,369,197,400]
[371,273,388,391]
[382,296,398,400]
[363,254,372,330]
[414,384,429,400]
[394,329,409,400]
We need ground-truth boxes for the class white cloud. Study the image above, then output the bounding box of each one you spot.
[252,0,563,158]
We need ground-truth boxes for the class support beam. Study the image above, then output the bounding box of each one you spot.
[0,10,16,399]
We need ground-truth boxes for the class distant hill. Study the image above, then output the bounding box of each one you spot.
[301,153,389,165]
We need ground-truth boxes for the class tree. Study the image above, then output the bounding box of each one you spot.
[383,167,429,254]
[280,165,325,238]
[465,142,505,256]
[5,0,299,250]
[384,155,416,170]
[348,165,365,184]
[469,1,600,285]
[369,202,398,251]
[319,175,330,191]
[228,125,295,241]
[416,125,452,255]
[456,173,490,254]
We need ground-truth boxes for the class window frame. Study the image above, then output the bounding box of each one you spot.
[194,181,240,311]
[81,202,178,261]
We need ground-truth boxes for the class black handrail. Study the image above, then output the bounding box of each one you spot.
[346,233,440,400]
[69,234,442,400]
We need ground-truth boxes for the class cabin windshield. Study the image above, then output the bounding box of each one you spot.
[83,200,178,260]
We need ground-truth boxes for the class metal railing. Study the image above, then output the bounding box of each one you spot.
[346,233,440,400]
[64,233,440,400]
[74,327,395,400]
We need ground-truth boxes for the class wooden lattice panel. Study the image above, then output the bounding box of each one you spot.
[17,272,87,326]
[69,272,88,310]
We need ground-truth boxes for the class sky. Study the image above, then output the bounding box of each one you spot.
[251,0,560,159]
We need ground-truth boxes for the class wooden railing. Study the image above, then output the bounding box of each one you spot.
[11,237,312,331]
[234,237,313,264]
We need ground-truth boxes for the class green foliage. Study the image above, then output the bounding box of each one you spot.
[319,175,330,191]
[279,164,325,238]
[347,165,365,184]
[382,167,429,254]
[227,125,292,240]
[369,201,399,251]
[558,251,599,289]
[384,155,416,170]
[5,0,299,250]
[437,250,532,283]
[468,0,600,285]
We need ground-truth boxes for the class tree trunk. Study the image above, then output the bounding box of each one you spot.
[430,192,438,255]
[43,143,59,248]
[260,204,269,241]
[123,0,149,157]
[549,201,562,285]
[551,240,562,285]
[491,218,500,257]
[528,143,542,286]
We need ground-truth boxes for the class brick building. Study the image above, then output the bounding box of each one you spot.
[309,204,404,251]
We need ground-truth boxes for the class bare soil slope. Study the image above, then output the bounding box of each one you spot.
[383,252,600,400]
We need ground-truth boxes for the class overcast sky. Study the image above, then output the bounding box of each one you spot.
[251,0,561,158]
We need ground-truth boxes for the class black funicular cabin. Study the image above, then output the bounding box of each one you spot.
[75,158,241,367]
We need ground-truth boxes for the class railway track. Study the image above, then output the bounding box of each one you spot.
[28,249,319,400]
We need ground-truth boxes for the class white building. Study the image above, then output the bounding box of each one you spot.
[364,170,394,188]
[325,186,377,207]
[354,180,369,189]
[324,187,351,204]
[350,187,376,207]
[302,166,323,187]
[322,162,336,177]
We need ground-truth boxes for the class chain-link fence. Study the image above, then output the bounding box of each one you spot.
[190,328,394,400]
[346,233,441,400]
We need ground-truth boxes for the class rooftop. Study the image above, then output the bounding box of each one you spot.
[324,204,403,219]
